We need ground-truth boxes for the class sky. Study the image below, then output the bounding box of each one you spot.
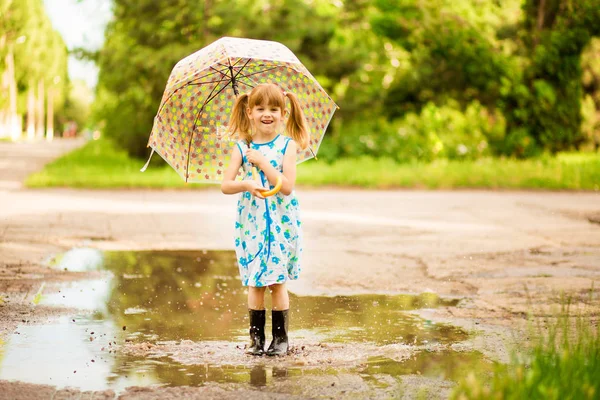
[43,0,112,88]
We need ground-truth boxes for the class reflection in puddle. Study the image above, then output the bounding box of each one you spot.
[361,352,495,382]
[114,356,308,388]
[46,247,104,272]
[0,316,126,391]
[0,249,478,392]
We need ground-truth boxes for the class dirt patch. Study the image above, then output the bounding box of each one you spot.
[121,339,420,368]
[587,212,600,225]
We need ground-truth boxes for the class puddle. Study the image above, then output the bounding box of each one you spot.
[0,249,480,393]
[360,352,495,383]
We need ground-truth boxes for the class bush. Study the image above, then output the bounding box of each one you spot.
[324,100,504,163]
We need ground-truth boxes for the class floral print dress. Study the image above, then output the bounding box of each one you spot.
[234,134,303,287]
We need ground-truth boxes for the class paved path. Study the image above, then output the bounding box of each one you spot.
[0,138,85,190]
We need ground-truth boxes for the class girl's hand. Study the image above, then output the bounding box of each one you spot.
[245,149,267,169]
[245,180,266,199]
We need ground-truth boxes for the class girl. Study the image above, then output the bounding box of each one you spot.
[221,83,309,356]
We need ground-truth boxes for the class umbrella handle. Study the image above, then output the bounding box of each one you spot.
[252,166,261,185]
[259,176,282,197]
[252,166,282,197]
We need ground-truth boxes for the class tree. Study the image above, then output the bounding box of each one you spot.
[372,0,600,156]
[502,0,600,153]
[0,0,69,140]
[94,0,375,158]
[371,0,519,118]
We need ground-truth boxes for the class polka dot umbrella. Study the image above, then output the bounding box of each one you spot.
[141,36,338,183]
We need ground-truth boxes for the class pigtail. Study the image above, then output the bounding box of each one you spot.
[227,93,251,144]
[285,92,309,150]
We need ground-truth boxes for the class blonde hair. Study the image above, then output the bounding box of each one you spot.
[227,83,309,149]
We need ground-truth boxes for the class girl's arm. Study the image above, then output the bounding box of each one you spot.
[221,146,266,198]
[247,141,297,196]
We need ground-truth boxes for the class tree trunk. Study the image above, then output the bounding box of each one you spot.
[536,0,546,31]
[46,87,54,141]
[26,80,36,140]
[533,0,547,48]
[6,51,20,140]
[36,80,45,139]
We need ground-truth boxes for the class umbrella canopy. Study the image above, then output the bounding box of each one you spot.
[144,36,338,183]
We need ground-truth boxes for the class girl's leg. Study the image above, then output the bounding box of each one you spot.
[248,286,266,309]
[247,286,267,355]
[267,283,289,356]
[269,283,289,310]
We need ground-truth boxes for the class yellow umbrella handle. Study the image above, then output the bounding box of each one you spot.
[259,176,282,197]
[252,166,282,197]
[252,166,261,185]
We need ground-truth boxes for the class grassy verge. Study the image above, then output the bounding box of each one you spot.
[298,153,600,190]
[25,138,600,190]
[25,138,188,189]
[451,301,599,400]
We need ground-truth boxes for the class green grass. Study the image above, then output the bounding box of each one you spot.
[451,302,600,400]
[25,138,191,189]
[297,153,600,190]
[25,138,600,190]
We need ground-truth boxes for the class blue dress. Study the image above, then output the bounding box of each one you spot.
[234,134,303,287]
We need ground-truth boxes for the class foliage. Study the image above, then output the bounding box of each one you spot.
[582,38,600,149]
[86,0,600,160]
[24,137,187,189]
[372,0,600,157]
[451,302,600,400]
[322,100,504,162]
[371,0,519,116]
[0,0,70,123]
[25,138,600,190]
[60,79,94,132]
[94,0,375,158]
[502,0,600,153]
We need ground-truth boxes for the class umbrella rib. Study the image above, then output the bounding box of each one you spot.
[174,67,230,90]
[203,82,234,105]
[190,67,229,82]
[215,58,243,69]
[156,68,230,116]
[235,66,280,79]
[236,79,255,89]
[236,73,261,86]
[187,78,233,86]
[157,85,190,116]
[210,66,231,79]
[185,80,232,181]
[228,63,274,72]
[231,59,251,78]
[231,59,250,83]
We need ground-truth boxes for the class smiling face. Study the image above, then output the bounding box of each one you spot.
[247,103,283,137]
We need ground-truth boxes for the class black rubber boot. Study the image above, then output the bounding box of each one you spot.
[266,309,289,356]
[247,309,266,356]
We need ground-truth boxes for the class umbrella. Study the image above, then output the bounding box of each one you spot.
[141,36,338,183]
